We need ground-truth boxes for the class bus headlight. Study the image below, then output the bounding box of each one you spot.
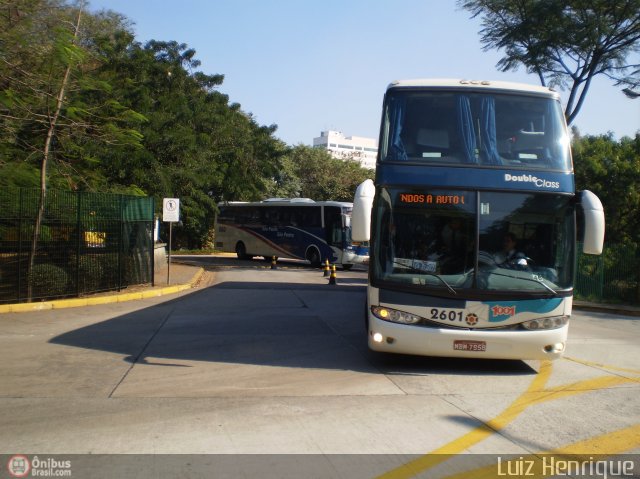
[521,315,569,331]
[371,306,423,325]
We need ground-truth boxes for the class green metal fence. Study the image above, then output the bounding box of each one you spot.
[575,242,640,305]
[0,188,155,304]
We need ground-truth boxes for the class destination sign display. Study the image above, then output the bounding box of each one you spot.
[398,192,467,205]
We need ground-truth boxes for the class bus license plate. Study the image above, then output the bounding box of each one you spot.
[453,340,486,352]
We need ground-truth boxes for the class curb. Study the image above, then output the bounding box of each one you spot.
[0,268,205,314]
[573,301,640,317]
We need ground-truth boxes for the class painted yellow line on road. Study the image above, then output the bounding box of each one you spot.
[550,423,640,455]
[375,362,554,479]
[565,356,640,376]
[441,423,640,479]
[376,360,640,479]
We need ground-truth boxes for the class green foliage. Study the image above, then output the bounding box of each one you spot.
[576,242,640,303]
[0,0,147,194]
[278,145,374,202]
[1,0,295,249]
[573,132,640,246]
[459,0,640,123]
[0,162,40,188]
[76,255,104,293]
[28,263,68,297]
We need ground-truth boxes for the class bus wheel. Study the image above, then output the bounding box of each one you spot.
[235,242,249,260]
[342,264,353,271]
[306,247,321,267]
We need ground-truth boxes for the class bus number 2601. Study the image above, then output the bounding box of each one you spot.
[430,308,463,322]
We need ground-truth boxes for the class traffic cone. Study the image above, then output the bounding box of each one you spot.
[271,256,277,270]
[323,259,330,277]
[328,264,337,285]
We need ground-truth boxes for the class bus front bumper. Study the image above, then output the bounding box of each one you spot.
[342,251,369,265]
[367,316,568,360]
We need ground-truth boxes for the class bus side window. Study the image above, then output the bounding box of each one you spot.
[262,207,276,226]
[302,207,321,228]
[277,209,290,227]
[244,207,259,225]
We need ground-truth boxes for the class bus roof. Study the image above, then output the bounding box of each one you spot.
[219,199,353,208]
[387,78,559,99]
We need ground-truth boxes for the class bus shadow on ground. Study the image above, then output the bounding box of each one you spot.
[367,351,536,376]
[49,280,535,378]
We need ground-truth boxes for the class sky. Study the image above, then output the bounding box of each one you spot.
[88,0,640,146]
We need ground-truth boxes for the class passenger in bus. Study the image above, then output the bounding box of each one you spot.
[411,240,430,260]
[494,233,528,268]
[440,218,466,254]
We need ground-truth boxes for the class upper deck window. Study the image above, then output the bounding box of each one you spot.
[380,90,571,171]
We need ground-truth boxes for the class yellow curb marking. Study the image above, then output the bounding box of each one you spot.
[0,268,205,314]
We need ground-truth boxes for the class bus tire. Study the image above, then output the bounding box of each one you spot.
[342,264,353,271]
[235,241,250,260]
[305,247,321,267]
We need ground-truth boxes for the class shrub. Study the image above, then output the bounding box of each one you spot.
[28,264,69,298]
[77,255,105,293]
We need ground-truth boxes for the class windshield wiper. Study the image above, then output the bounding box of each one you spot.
[488,270,558,296]
[392,261,457,295]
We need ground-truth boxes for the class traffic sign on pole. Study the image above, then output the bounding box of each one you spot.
[163,198,180,223]
[162,198,180,285]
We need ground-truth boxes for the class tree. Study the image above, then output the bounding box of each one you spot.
[0,1,145,187]
[1,1,294,249]
[573,131,640,302]
[89,36,291,248]
[459,0,640,124]
[1,0,146,298]
[573,131,640,246]
[282,145,374,202]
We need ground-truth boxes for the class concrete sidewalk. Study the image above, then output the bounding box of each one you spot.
[0,261,205,314]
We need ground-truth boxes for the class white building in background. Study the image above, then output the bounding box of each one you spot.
[312,130,378,170]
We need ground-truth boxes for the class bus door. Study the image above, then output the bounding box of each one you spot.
[324,206,344,258]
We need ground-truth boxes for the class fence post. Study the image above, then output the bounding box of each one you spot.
[17,188,23,303]
[150,197,155,287]
[75,191,82,296]
[118,194,123,292]
[636,250,640,303]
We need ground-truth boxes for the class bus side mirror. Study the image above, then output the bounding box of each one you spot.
[352,179,375,242]
[579,190,605,255]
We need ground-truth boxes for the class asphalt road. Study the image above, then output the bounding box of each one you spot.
[0,256,638,478]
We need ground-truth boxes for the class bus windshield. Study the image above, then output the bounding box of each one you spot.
[372,187,575,296]
[381,90,571,170]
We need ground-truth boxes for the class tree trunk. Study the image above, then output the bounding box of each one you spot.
[27,2,84,301]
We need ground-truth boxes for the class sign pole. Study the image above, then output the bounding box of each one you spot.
[167,221,172,285]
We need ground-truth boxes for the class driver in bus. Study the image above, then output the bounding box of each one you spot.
[495,232,528,268]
